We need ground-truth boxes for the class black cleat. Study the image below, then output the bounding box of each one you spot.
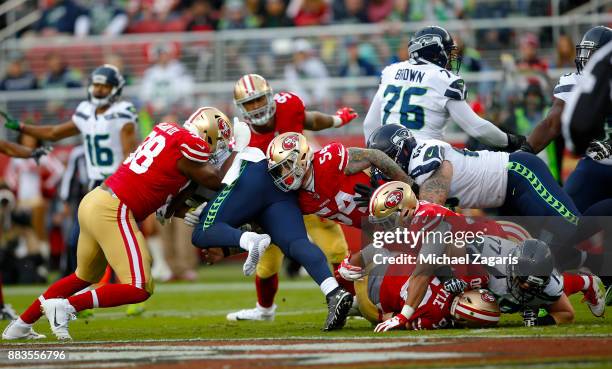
[323,287,352,331]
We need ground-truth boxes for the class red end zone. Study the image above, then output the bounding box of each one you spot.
[2,336,611,369]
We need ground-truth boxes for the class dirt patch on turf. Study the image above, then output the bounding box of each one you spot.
[1,337,611,369]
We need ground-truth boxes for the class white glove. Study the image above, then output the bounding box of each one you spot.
[338,256,365,281]
[232,117,251,153]
[184,201,207,227]
[374,313,408,332]
[155,203,171,225]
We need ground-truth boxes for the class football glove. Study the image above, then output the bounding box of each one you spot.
[0,110,21,131]
[522,308,537,327]
[155,203,171,226]
[231,117,251,153]
[337,255,365,281]
[31,146,52,164]
[506,133,528,152]
[443,278,468,294]
[333,107,358,128]
[374,313,408,332]
[354,183,375,208]
[184,201,207,227]
[586,139,612,161]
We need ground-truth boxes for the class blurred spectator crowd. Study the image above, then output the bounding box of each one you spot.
[0,0,590,37]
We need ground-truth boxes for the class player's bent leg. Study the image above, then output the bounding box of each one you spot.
[505,152,583,269]
[304,215,349,265]
[563,272,605,317]
[354,276,380,324]
[565,158,612,213]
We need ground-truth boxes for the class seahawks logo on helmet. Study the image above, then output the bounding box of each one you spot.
[390,128,411,146]
[282,134,299,150]
[384,190,403,209]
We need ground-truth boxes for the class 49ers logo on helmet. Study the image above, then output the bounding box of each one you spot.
[282,134,299,150]
[384,190,403,209]
[481,291,496,303]
[218,117,231,140]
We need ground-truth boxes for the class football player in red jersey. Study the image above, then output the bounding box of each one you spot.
[2,107,240,341]
[356,271,500,330]
[267,132,412,228]
[227,74,358,321]
[233,73,358,152]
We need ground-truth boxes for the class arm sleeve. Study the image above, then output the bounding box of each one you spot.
[363,88,384,144]
[179,133,211,163]
[446,99,509,148]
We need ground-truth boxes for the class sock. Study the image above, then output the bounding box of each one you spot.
[320,277,339,296]
[256,274,278,308]
[0,274,4,306]
[20,273,90,324]
[563,273,590,296]
[68,284,150,312]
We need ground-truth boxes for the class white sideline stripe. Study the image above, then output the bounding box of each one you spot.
[4,280,319,296]
[88,308,326,319]
[5,333,612,346]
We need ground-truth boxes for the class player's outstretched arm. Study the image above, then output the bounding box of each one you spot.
[526,98,565,153]
[0,140,34,158]
[4,115,80,142]
[417,161,453,205]
[304,108,358,131]
[345,147,412,184]
[545,293,574,325]
[447,99,526,150]
[177,158,223,192]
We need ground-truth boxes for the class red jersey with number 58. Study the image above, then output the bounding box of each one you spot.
[298,142,370,228]
[249,92,306,152]
[106,122,211,221]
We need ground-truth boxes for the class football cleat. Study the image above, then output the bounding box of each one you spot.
[583,275,606,317]
[606,285,612,306]
[0,304,18,321]
[323,287,352,331]
[226,303,276,321]
[41,298,76,340]
[241,232,272,276]
[126,303,146,317]
[2,319,46,340]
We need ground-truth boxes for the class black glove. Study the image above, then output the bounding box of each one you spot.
[354,183,376,208]
[443,278,468,294]
[518,141,535,154]
[586,139,612,161]
[31,146,52,165]
[522,308,537,327]
[506,133,528,152]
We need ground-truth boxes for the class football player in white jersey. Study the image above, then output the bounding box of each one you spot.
[526,26,612,213]
[367,124,593,273]
[4,64,138,189]
[363,26,526,151]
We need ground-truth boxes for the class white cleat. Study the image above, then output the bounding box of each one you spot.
[41,299,76,340]
[583,275,606,318]
[227,303,276,321]
[2,319,46,340]
[0,304,18,321]
[241,232,271,276]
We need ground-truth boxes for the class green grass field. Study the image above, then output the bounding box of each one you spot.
[2,262,611,342]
